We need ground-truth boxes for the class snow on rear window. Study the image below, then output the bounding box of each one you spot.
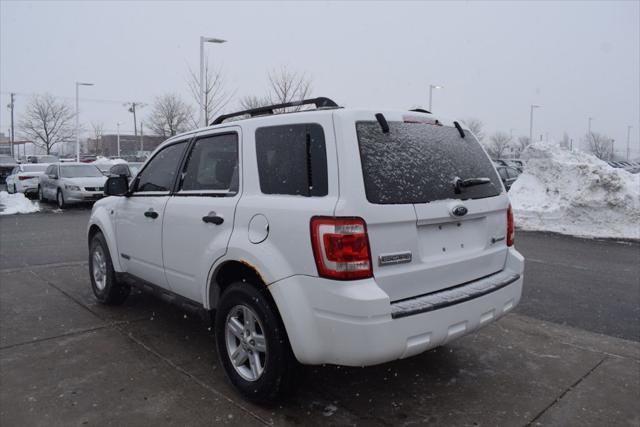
[356,121,501,204]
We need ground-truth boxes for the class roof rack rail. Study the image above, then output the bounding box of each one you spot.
[210,97,339,125]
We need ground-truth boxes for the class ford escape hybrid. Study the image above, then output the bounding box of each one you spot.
[88,97,524,403]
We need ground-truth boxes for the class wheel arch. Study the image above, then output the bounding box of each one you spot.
[207,259,268,310]
[87,211,123,272]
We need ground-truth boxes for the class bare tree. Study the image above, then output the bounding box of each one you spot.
[239,95,271,110]
[463,118,485,142]
[485,131,513,159]
[586,132,613,160]
[516,136,532,155]
[267,66,312,110]
[148,94,194,137]
[19,94,74,154]
[90,122,104,155]
[187,58,235,125]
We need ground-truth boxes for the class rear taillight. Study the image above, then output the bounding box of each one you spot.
[310,217,373,280]
[18,176,35,181]
[507,204,515,247]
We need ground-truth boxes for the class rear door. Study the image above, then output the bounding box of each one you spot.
[162,129,241,303]
[335,111,510,302]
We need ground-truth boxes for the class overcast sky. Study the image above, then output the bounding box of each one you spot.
[1,1,639,157]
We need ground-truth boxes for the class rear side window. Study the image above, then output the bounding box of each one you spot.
[356,121,501,204]
[255,124,327,196]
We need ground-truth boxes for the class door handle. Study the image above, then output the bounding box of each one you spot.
[144,210,158,219]
[202,212,224,225]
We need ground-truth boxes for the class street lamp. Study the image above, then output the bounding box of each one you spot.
[116,122,121,158]
[75,82,94,162]
[627,125,633,161]
[428,84,443,111]
[588,116,594,135]
[200,36,226,127]
[529,104,541,144]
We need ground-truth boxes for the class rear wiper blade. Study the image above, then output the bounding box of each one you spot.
[453,176,491,194]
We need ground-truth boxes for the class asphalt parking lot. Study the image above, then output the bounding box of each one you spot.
[0,207,639,426]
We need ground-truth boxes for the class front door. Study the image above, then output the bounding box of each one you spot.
[162,130,241,303]
[115,140,188,289]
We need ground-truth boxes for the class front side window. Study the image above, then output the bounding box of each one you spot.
[356,121,501,204]
[180,133,238,193]
[255,124,328,197]
[135,142,187,192]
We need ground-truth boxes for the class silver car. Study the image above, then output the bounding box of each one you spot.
[39,163,107,208]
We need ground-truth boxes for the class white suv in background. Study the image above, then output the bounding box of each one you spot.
[88,97,524,403]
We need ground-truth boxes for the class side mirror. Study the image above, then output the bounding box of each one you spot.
[49,174,58,179]
[104,176,129,196]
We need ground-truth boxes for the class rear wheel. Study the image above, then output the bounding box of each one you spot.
[89,232,130,305]
[215,282,299,404]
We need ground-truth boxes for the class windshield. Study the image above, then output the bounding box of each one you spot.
[129,163,143,174]
[0,156,17,164]
[356,121,501,204]
[60,165,104,178]
[22,164,48,172]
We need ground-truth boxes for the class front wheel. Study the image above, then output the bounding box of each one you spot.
[215,282,299,404]
[38,186,47,202]
[89,232,130,305]
[56,189,67,209]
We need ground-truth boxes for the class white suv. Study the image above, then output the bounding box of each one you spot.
[88,98,524,403]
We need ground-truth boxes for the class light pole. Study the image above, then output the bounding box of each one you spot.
[116,122,121,158]
[200,36,226,127]
[529,104,541,145]
[588,116,594,135]
[428,84,443,111]
[75,82,94,162]
[626,125,632,161]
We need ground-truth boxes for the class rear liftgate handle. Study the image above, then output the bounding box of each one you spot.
[202,211,224,225]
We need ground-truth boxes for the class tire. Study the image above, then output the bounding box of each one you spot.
[89,232,130,305]
[38,186,47,202]
[56,189,67,209]
[215,282,299,404]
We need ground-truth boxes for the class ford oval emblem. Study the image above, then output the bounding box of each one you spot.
[452,206,468,217]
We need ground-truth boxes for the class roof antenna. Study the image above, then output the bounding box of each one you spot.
[453,121,465,138]
[375,113,390,133]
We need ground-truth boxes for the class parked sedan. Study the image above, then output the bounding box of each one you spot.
[0,155,18,182]
[496,165,521,191]
[108,162,143,183]
[5,163,50,196]
[39,163,107,208]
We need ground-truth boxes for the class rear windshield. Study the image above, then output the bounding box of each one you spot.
[60,165,104,178]
[22,164,48,172]
[356,121,501,204]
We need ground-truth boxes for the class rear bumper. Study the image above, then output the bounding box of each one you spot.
[269,247,524,366]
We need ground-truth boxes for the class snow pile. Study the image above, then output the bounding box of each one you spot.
[510,142,640,240]
[0,191,40,215]
[91,156,126,166]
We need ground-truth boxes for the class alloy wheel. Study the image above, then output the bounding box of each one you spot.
[225,304,267,382]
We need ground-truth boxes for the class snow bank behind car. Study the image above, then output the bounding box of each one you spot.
[510,142,640,240]
[0,191,40,215]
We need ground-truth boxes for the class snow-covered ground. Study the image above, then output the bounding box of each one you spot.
[0,191,40,215]
[510,142,640,240]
